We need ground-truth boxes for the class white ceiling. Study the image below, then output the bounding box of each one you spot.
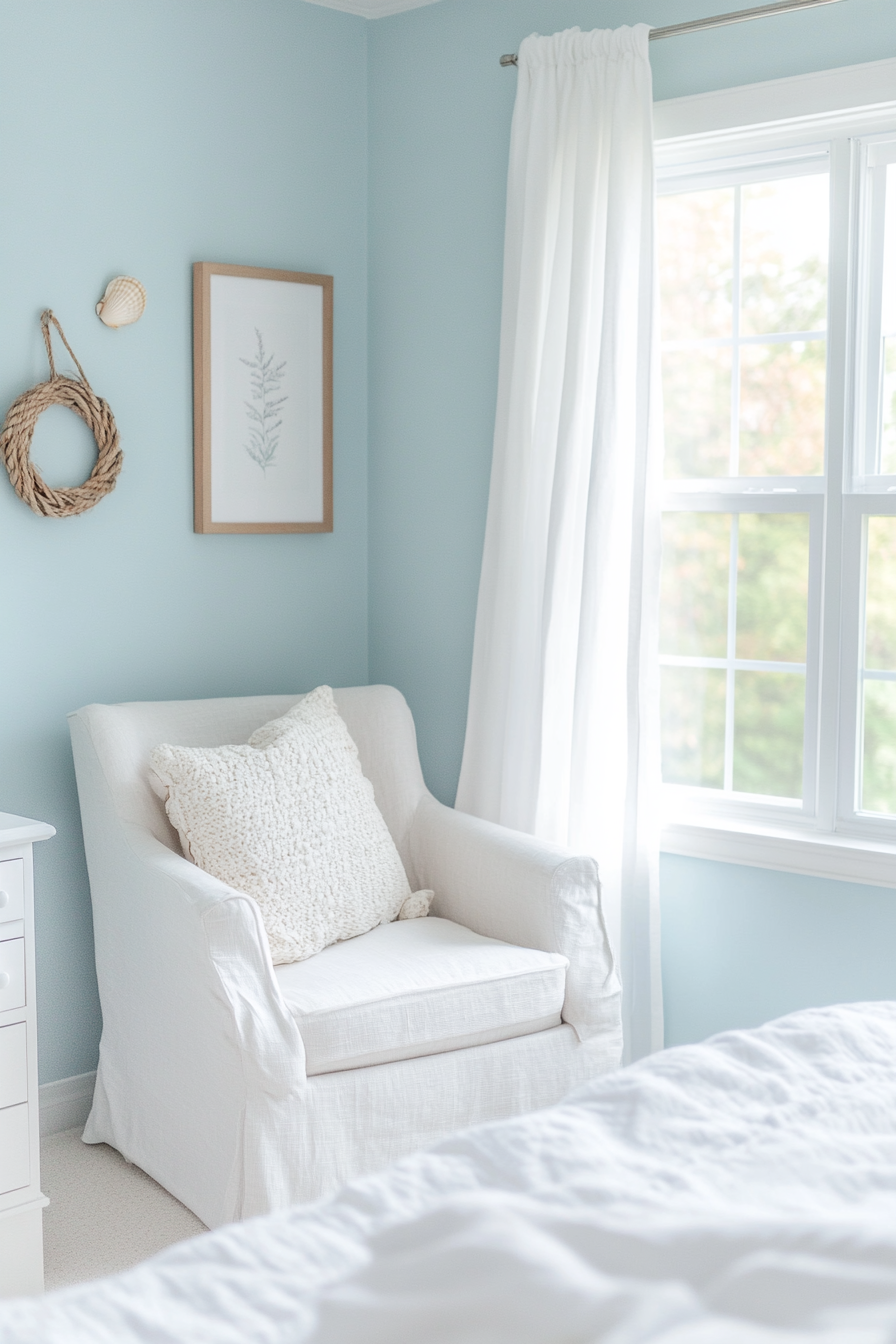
[305,0,442,18]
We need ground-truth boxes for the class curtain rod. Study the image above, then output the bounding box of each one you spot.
[499,0,845,66]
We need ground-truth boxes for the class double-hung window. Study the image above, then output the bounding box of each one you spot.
[655,65,896,882]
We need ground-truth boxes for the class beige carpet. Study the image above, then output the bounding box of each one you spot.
[41,1127,207,1291]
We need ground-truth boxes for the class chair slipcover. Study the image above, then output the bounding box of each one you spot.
[69,686,622,1227]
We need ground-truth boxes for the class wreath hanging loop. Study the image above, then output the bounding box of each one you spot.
[0,310,122,518]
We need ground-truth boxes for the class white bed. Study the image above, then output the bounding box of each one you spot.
[4,1001,896,1343]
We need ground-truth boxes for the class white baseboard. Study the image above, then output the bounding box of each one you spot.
[39,1071,96,1137]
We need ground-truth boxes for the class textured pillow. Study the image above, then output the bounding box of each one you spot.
[148,685,431,964]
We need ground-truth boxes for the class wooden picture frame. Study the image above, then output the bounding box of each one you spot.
[193,262,333,534]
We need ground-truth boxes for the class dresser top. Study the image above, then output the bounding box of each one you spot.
[0,813,55,847]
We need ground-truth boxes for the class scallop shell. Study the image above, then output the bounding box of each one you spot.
[96,276,146,328]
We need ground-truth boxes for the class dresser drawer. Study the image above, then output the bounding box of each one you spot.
[0,1023,26,1110]
[0,940,25,1013]
[0,859,24,929]
[0,1103,29,1196]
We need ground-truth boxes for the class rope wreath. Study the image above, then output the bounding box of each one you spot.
[0,310,122,517]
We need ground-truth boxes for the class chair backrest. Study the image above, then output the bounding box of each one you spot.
[68,686,429,880]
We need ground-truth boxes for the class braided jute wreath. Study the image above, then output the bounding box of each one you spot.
[0,310,122,517]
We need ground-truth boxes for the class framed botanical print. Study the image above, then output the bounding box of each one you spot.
[192,262,333,533]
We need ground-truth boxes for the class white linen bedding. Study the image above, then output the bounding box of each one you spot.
[5,1001,896,1343]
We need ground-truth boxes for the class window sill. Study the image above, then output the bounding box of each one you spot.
[661,818,896,889]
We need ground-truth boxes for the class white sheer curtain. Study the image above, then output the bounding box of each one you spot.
[455,25,663,1060]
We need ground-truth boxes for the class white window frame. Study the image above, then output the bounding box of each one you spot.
[655,56,896,887]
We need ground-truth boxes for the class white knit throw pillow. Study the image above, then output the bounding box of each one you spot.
[148,686,429,964]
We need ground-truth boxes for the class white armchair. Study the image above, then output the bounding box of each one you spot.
[69,686,621,1228]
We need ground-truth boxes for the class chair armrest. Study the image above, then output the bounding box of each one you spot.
[410,795,621,1043]
[70,712,307,1223]
[114,825,307,1090]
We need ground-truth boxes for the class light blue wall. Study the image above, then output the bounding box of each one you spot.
[661,856,896,1045]
[0,0,369,1084]
[367,0,896,1041]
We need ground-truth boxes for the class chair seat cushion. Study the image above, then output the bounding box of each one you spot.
[274,917,568,1076]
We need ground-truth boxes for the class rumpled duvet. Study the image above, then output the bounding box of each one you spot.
[4,1001,896,1343]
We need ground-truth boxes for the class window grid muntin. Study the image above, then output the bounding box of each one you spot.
[660,494,821,812]
[658,115,896,843]
[659,157,829,808]
[660,169,830,482]
[854,508,896,818]
[730,188,742,477]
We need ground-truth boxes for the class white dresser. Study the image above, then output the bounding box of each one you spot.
[0,813,54,1298]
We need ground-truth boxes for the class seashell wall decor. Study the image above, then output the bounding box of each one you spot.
[96,276,146,328]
